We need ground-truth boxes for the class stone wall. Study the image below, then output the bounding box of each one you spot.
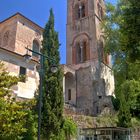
[64,60,115,116]
[0,16,17,52]
[15,15,43,56]
[101,63,115,96]
[76,66,94,115]
[0,48,39,99]
[0,14,43,99]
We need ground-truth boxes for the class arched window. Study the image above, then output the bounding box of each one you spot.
[75,41,88,64]
[32,40,40,58]
[74,2,86,20]
[81,3,86,18]
[76,43,81,63]
[75,4,80,20]
[83,41,87,61]
[3,31,9,46]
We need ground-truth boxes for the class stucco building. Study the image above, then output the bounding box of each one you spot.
[0,0,114,116]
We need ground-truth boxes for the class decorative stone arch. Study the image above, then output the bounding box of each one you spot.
[65,72,75,84]
[33,38,42,47]
[72,32,90,45]
[65,72,76,104]
[32,39,41,58]
[72,33,90,64]
[72,0,88,21]
[63,65,75,76]
[3,30,10,47]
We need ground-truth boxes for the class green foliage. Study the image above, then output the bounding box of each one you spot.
[0,62,19,97]
[0,61,26,139]
[41,9,64,139]
[22,99,38,140]
[117,90,131,127]
[103,0,140,127]
[96,114,118,127]
[0,61,37,139]
[111,96,120,111]
[47,117,77,140]
[63,118,77,140]
[131,117,140,128]
[122,0,140,62]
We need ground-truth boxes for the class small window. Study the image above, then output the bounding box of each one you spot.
[78,5,81,19]
[94,135,97,140]
[68,89,71,100]
[99,96,102,99]
[81,4,85,18]
[19,66,26,82]
[74,2,86,20]
[76,43,81,63]
[76,41,87,64]
[32,40,40,58]
[83,41,87,61]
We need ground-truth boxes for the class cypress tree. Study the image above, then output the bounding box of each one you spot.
[41,9,64,139]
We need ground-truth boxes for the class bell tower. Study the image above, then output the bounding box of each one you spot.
[66,0,110,65]
[65,0,114,116]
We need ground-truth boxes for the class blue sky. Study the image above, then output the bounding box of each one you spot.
[0,0,116,64]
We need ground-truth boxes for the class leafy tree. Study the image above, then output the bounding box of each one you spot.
[63,118,77,140]
[0,62,37,140]
[47,118,77,140]
[41,9,64,139]
[103,0,140,127]
[22,99,38,140]
[0,62,26,139]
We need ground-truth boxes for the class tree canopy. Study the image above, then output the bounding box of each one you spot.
[104,0,140,127]
[0,61,37,140]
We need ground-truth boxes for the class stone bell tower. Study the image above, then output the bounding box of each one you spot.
[66,0,110,65]
[64,0,114,116]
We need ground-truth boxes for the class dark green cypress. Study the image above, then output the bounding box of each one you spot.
[41,9,64,139]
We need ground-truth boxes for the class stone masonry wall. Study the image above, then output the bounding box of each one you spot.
[0,14,43,99]
[0,48,39,99]
[15,16,43,56]
[0,16,17,52]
